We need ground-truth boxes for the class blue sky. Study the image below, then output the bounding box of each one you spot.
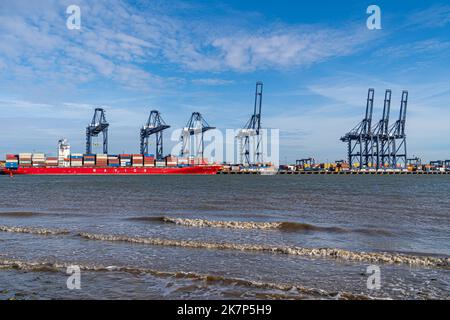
[0,0,450,163]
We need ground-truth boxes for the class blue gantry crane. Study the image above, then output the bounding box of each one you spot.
[340,88,375,169]
[140,110,170,160]
[372,89,392,169]
[180,112,215,159]
[407,157,422,166]
[388,90,408,168]
[237,81,264,166]
[341,89,409,169]
[86,108,109,154]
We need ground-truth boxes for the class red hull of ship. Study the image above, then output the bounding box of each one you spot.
[2,165,221,175]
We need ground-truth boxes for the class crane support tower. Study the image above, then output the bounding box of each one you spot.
[237,81,264,166]
[340,88,375,169]
[86,108,109,154]
[140,110,170,160]
[372,89,392,169]
[388,91,408,168]
[341,89,409,169]
[180,112,215,159]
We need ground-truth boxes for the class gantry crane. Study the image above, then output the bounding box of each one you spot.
[86,108,109,154]
[388,91,408,167]
[180,112,215,159]
[236,81,263,166]
[372,89,392,169]
[407,157,422,166]
[340,89,375,169]
[140,110,170,160]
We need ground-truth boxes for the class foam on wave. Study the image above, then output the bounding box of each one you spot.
[0,257,372,300]
[77,232,450,269]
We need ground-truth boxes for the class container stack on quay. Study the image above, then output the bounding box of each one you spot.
[70,154,83,167]
[107,155,120,167]
[119,154,131,167]
[144,154,155,167]
[96,154,108,167]
[5,154,19,169]
[132,154,143,167]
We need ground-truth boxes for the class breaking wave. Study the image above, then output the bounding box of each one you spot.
[0,225,69,235]
[1,224,447,269]
[78,232,450,269]
[134,216,391,236]
[129,216,347,232]
[0,257,371,300]
[126,216,168,223]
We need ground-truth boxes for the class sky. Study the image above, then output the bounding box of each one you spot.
[0,0,450,163]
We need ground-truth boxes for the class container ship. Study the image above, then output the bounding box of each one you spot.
[1,141,221,176]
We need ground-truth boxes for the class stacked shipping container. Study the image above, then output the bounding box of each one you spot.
[70,154,83,167]
[83,154,96,167]
[119,154,131,167]
[132,154,143,167]
[188,157,209,165]
[165,156,177,167]
[144,154,155,167]
[177,157,189,166]
[155,160,165,167]
[5,154,19,169]
[5,153,210,168]
[19,153,32,167]
[107,155,120,167]
[45,157,58,167]
[32,154,46,167]
[96,154,108,167]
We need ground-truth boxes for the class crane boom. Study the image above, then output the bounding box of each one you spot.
[86,108,109,154]
[140,110,170,159]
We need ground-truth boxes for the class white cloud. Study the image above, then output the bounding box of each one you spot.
[208,26,376,71]
[374,39,450,59]
[191,78,234,86]
[0,0,379,90]
[406,5,450,29]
